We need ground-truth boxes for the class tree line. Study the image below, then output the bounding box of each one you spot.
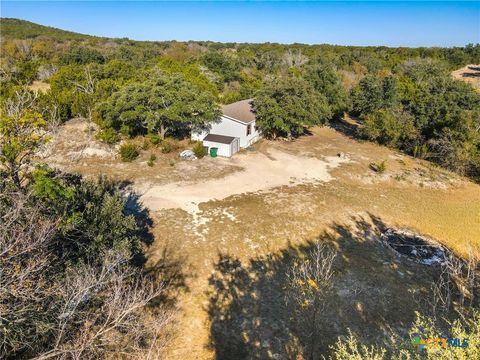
[2,19,479,178]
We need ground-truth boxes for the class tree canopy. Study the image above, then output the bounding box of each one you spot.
[353,60,480,177]
[95,70,221,138]
[0,89,48,187]
[304,64,349,117]
[254,76,332,138]
[351,74,398,116]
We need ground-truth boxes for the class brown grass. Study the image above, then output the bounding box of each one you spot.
[144,127,480,359]
[44,121,480,359]
[28,80,50,93]
[43,119,242,185]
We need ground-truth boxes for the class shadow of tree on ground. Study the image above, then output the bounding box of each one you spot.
[124,186,188,306]
[329,115,362,141]
[207,214,449,359]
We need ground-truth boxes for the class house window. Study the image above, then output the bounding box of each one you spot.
[247,124,251,136]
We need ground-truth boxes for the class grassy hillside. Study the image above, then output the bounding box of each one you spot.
[0,18,96,40]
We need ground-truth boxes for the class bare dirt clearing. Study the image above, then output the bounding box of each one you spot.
[41,118,116,162]
[44,121,480,359]
[139,149,350,214]
[452,64,480,91]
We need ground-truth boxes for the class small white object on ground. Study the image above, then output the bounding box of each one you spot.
[180,149,197,160]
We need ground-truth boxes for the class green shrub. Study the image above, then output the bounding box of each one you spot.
[329,309,480,359]
[329,330,387,360]
[96,128,120,144]
[141,138,150,150]
[1,173,170,359]
[147,153,156,167]
[369,160,387,174]
[192,141,207,158]
[413,143,428,158]
[119,143,139,162]
[142,134,162,150]
[161,142,172,154]
[161,138,180,154]
[147,133,161,145]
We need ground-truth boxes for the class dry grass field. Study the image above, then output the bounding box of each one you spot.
[41,118,242,184]
[44,119,480,359]
[146,128,479,359]
[28,80,51,93]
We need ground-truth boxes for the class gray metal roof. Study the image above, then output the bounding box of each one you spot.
[221,99,256,124]
[203,133,237,144]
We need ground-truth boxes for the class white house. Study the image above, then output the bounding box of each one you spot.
[191,98,261,157]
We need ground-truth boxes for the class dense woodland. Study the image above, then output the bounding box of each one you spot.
[1,18,480,177]
[1,19,480,359]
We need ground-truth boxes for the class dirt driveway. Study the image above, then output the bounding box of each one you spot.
[139,148,350,214]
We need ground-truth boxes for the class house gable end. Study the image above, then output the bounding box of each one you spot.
[221,114,252,126]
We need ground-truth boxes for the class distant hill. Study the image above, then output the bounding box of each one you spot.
[0,18,96,40]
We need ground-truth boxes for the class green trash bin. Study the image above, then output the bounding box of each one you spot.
[210,147,218,158]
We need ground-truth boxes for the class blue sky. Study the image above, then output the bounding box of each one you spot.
[1,1,479,46]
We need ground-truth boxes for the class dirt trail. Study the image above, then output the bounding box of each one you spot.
[139,149,350,214]
[452,64,480,91]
